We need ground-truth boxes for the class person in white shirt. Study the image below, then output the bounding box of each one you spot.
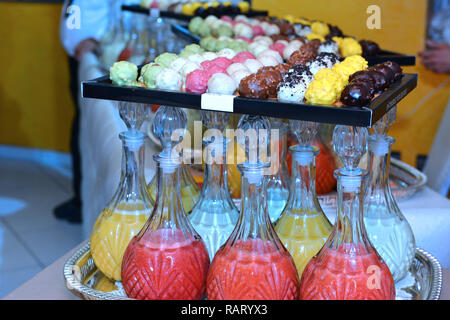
[56,0,110,223]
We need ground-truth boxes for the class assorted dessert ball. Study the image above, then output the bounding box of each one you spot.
[109,40,403,108]
[189,14,383,60]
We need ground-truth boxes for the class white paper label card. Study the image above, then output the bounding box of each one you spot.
[201,94,235,113]
[150,8,160,17]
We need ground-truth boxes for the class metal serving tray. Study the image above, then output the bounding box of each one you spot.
[170,24,416,66]
[122,4,268,21]
[63,242,442,300]
[81,72,417,127]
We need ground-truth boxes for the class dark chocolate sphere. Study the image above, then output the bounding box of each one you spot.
[341,82,373,107]
[383,61,403,82]
[367,70,388,91]
[371,64,395,85]
[359,40,380,56]
[194,6,206,17]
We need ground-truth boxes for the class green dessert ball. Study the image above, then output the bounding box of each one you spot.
[138,63,164,88]
[109,61,138,86]
[200,36,217,51]
[216,24,233,38]
[215,39,231,51]
[179,50,195,59]
[197,21,211,38]
[188,16,204,34]
[183,44,204,55]
[154,52,178,67]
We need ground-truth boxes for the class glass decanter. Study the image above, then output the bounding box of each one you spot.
[147,164,200,215]
[118,13,149,65]
[99,0,129,70]
[121,106,209,300]
[364,107,416,282]
[265,118,290,222]
[207,115,300,300]
[300,125,395,300]
[90,103,152,282]
[189,111,239,260]
[275,120,332,278]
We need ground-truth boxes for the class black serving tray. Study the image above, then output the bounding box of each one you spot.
[171,25,416,66]
[122,5,268,22]
[81,71,417,127]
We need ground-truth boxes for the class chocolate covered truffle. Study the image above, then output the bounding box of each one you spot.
[383,61,403,82]
[370,64,395,85]
[340,81,374,107]
[239,73,268,99]
[367,70,388,92]
[359,40,380,56]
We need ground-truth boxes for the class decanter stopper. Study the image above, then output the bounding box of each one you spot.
[152,106,187,160]
[372,105,397,136]
[237,115,271,166]
[333,125,368,173]
[290,120,318,149]
[118,101,149,134]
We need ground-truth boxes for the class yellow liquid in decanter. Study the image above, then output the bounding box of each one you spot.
[90,201,150,281]
[275,209,332,277]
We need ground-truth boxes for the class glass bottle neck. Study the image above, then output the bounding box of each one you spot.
[239,168,268,240]
[287,146,320,214]
[118,133,147,202]
[329,170,369,250]
[367,135,394,193]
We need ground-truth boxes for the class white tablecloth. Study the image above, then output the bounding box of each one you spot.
[78,53,450,268]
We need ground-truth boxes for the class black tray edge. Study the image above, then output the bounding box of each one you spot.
[122,5,268,21]
[81,73,417,127]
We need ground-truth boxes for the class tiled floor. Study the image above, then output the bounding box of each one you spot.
[0,157,82,298]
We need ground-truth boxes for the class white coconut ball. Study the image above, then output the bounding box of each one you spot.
[202,52,219,61]
[233,23,254,39]
[235,15,250,23]
[204,15,218,27]
[283,44,301,60]
[260,21,271,33]
[249,42,269,57]
[244,59,264,74]
[181,61,201,77]
[289,39,305,48]
[253,36,273,46]
[249,19,261,26]
[155,68,182,90]
[207,73,237,95]
[226,63,249,75]
[169,57,187,73]
[231,69,251,86]
[187,53,205,65]
[275,40,289,47]
[218,48,237,60]
[258,55,278,67]
[257,49,283,64]
[265,24,280,36]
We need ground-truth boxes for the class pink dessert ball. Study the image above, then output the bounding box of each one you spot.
[252,25,265,37]
[270,43,286,57]
[232,51,256,63]
[221,16,233,23]
[185,69,209,94]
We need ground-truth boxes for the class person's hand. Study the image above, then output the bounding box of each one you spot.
[74,38,99,61]
[419,41,450,74]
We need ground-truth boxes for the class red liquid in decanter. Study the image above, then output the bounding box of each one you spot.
[207,239,300,300]
[122,228,210,300]
[300,243,395,300]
